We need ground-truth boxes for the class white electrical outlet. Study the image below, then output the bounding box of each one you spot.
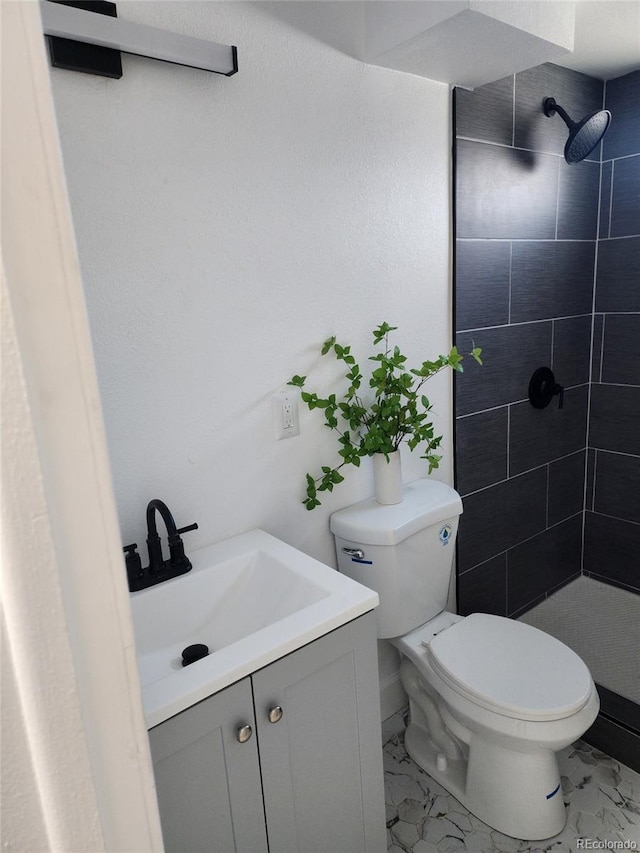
[272,393,300,440]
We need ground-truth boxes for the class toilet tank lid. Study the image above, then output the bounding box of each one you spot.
[330,478,463,546]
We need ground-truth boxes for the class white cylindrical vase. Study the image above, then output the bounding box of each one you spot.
[373,451,403,505]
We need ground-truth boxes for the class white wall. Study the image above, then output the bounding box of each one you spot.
[49,1,452,705]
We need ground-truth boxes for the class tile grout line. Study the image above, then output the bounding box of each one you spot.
[554,157,561,241]
[608,160,615,239]
[581,137,608,576]
[545,463,550,529]
[590,447,640,460]
[460,448,587,499]
[591,379,640,388]
[457,384,593,421]
[456,134,640,163]
[506,404,510,481]
[456,382,640,422]
[582,569,640,595]
[590,310,640,315]
[508,241,512,325]
[458,313,592,335]
[459,511,585,576]
[504,547,509,615]
[456,234,638,243]
[458,380,639,424]
[456,133,603,162]
[588,508,640,529]
[511,73,516,149]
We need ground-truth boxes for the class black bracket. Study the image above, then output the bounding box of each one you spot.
[46,1,123,79]
[528,367,564,410]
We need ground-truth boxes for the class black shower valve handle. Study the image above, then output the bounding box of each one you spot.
[528,367,564,410]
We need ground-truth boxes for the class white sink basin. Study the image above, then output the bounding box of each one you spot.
[130,529,378,727]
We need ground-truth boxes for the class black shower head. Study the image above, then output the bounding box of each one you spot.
[543,97,611,164]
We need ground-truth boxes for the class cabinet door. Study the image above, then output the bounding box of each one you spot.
[149,678,268,853]
[252,612,385,853]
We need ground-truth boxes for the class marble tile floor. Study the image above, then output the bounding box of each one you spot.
[383,711,640,853]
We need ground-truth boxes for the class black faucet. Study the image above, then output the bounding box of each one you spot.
[124,499,198,592]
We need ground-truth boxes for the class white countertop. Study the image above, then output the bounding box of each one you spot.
[130,529,379,728]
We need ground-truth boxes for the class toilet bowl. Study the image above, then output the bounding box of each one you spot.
[394,611,599,839]
[330,478,599,840]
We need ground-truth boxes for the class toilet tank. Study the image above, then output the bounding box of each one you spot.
[330,479,463,639]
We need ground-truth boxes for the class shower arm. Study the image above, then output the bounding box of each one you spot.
[543,98,574,129]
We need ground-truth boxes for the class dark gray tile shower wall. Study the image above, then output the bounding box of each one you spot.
[455,65,640,613]
[455,64,599,618]
[585,69,640,594]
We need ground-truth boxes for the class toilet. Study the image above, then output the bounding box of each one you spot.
[330,478,599,841]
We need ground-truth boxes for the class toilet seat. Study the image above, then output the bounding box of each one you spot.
[409,613,593,722]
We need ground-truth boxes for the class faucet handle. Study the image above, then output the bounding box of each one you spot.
[124,542,140,561]
[176,522,198,535]
[169,521,198,572]
[123,543,144,590]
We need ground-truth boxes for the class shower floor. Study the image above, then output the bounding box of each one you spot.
[518,576,640,706]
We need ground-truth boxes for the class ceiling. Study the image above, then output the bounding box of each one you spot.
[554,1,640,79]
[261,1,640,83]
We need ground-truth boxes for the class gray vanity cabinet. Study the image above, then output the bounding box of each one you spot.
[253,611,384,853]
[149,676,268,853]
[148,611,385,853]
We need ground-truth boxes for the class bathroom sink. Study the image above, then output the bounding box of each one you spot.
[130,528,378,727]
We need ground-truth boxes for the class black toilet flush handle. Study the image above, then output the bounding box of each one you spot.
[528,367,564,410]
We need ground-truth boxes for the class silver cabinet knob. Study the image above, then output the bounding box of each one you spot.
[237,724,253,743]
[268,705,283,724]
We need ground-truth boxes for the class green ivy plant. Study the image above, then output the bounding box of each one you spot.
[288,322,482,510]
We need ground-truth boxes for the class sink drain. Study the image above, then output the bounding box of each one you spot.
[181,643,209,667]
